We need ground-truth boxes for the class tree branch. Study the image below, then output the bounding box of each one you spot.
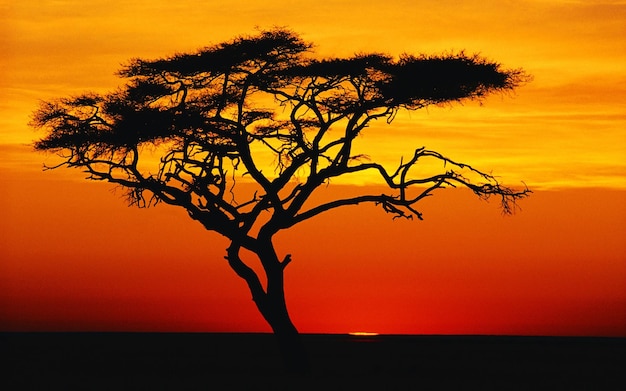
[225,243,267,301]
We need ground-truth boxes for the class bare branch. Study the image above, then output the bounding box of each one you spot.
[32,28,531,262]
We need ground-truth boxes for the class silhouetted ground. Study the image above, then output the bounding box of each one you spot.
[2,333,624,390]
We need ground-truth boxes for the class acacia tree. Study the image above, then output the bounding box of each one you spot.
[32,29,530,373]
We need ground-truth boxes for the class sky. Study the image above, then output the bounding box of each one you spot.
[1,0,625,336]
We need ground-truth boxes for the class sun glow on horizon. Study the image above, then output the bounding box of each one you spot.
[348,332,380,337]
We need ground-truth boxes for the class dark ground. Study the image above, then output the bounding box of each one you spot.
[2,333,624,390]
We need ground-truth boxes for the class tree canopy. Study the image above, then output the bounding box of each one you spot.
[33,29,529,240]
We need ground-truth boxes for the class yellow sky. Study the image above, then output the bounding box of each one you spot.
[1,0,625,189]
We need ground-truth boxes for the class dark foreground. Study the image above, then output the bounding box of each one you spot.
[2,333,624,390]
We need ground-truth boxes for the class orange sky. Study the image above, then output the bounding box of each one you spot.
[1,0,625,335]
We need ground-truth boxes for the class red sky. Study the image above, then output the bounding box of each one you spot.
[1,168,624,335]
[1,0,625,335]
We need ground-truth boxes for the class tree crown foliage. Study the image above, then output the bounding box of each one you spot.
[32,28,530,241]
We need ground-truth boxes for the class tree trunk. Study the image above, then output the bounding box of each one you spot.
[226,240,310,374]
[264,305,310,375]
[258,245,311,374]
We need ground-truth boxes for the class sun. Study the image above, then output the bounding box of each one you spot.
[348,332,380,337]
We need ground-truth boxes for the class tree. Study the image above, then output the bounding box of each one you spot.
[31,29,530,374]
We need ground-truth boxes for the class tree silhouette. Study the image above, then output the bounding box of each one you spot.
[32,29,530,373]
